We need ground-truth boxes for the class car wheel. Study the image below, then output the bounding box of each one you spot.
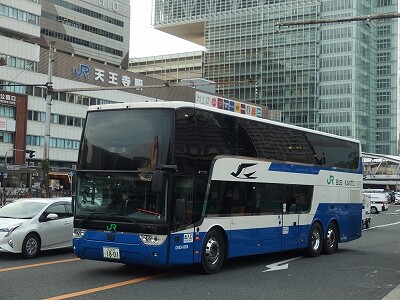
[305,222,323,257]
[200,229,225,274]
[322,222,338,255]
[370,206,378,214]
[22,233,40,258]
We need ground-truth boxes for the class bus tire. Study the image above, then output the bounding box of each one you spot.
[306,222,323,257]
[200,229,225,274]
[322,222,338,255]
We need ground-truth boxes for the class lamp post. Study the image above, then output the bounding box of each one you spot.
[2,148,35,206]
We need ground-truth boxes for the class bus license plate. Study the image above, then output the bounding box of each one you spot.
[103,247,120,259]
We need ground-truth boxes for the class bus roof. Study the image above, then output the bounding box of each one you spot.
[87,101,360,145]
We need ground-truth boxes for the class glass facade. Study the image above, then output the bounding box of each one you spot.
[153,0,399,155]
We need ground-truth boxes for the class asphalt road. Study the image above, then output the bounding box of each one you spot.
[1,205,400,300]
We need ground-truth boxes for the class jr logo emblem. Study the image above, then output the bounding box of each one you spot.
[107,224,117,231]
[73,64,90,79]
[327,175,335,185]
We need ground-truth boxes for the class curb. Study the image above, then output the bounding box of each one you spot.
[382,284,400,300]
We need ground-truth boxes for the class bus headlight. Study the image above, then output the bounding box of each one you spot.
[139,234,167,246]
[73,228,86,238]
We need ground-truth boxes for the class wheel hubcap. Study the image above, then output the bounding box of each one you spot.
[205,237,220,265]
[26,238,38,256]
[311,229,321,251]
[326,228,336,248]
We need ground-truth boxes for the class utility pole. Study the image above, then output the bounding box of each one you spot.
[40,43,54,198]
[44,43,54,160]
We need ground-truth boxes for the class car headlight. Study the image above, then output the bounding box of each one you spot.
[139,234,167,246]
[0,223,22,237]
[73,228,86,238]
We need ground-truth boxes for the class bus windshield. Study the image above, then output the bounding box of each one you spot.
[74,108,174,231]
[75,171,167,227]
[78,109,173,171]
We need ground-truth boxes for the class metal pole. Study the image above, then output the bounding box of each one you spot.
[44,43,54,160]
[2,149,14,206]
[2,151,7,206]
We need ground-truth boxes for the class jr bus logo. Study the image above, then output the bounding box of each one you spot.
[327,175,335,185]
[107,224,117,231]
[231,163,257,179]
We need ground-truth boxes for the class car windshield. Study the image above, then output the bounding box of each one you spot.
[0,201,47,219]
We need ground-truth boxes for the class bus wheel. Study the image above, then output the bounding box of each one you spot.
[370,207,378,214]
[306,222,323,257]
[322,222,338,255]
[201,229,225,274]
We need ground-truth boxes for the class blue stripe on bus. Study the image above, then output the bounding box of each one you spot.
[268,162,321,174]
[73,233,169,266]
[268,162,362,175]
[73,202,362,268]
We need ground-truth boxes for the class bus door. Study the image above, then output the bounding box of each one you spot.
[168,177,196,266]
[281,193,300,251]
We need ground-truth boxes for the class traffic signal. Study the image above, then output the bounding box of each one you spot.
[26,150,35,158]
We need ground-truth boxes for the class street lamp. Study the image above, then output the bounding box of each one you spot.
[2,148,35,206]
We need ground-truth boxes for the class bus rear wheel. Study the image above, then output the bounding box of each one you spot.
[322,222,338,255]
[306,222,323,257]
[201,229,225,274]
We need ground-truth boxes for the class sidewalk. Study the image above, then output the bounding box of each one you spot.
[382,284,400,300]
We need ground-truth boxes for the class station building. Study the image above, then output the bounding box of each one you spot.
[0,0,266,196]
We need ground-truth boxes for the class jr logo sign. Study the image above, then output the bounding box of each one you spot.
[107,224,117,231]
[327,175,335,185]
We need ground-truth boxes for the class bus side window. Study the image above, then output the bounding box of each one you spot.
[256,183,285,215]
[206,181,223,215]
[231,187,245,214]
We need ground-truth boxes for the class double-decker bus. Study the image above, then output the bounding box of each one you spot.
[72,101,363,274]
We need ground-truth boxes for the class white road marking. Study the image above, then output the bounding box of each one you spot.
[262,256,302,272]
[364,220,400,230]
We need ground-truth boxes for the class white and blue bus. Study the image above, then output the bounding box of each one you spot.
[72,101,363,274]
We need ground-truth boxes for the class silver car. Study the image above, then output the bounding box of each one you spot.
[0,198,73,258]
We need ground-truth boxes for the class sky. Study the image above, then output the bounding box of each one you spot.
[129,0,204,57]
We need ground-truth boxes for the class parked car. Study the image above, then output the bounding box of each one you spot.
[394,192,400,205]
[0,198,73,258]
[363,193,389,214]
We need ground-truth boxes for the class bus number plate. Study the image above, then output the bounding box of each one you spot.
[103,247,120,259]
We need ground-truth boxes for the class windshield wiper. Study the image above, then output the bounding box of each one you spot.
[110,213,145,230]
[81,212,107,225]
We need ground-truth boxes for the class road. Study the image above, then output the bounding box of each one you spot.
[1,205,400,300]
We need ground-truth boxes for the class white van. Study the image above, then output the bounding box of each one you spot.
[363,193,389,214]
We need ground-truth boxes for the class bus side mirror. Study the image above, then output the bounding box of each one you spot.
[151,170,163,193]
[175,198,186,223]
